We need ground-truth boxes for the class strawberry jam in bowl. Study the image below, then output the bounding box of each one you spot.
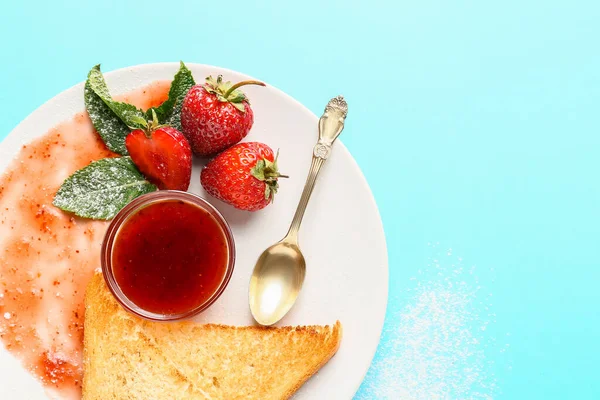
[101,191,235,321]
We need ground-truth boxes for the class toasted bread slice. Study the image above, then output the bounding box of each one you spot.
[83,272,342,399]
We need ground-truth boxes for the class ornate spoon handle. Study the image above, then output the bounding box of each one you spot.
[285,96,348,242]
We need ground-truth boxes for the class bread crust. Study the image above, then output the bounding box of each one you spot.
[83,272,342,399]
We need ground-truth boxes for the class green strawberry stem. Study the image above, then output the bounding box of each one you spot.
[266,174,289,180]
[250,153,287,202]
[129,109,165,139]
[204,76,266,112]
[223,80,266,99]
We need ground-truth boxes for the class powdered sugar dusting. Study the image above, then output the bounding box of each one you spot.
[357,245,500,399]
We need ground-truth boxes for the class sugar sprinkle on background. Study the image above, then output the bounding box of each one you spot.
[356,243,504,399]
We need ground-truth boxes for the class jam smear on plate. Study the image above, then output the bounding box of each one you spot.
[0,81,170,399]
[112,199,228,315]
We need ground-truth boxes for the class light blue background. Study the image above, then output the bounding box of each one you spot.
[2,1,599,398]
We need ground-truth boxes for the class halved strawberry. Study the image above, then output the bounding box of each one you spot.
[125,111,192,191]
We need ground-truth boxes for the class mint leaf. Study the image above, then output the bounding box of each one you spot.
[146,61,195,131]
[53,157,156,220]
[84,82,131,155]
[87,65,146,129]
[84,65,147,155]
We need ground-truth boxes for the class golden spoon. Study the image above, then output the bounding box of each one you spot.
[249,96,348,326]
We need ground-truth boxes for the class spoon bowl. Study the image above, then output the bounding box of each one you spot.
[249,240,306,325]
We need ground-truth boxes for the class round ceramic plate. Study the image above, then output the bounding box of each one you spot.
[0,63,388,399]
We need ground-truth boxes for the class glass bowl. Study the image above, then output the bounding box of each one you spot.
[101,190,235,321]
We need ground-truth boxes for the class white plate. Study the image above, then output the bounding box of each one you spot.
[0,63,388,399]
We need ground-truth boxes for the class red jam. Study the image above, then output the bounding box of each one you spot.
[0,80,170,399]
[111,199,229,315]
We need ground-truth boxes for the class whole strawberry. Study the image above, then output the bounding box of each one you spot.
[181,75,265,156]
[201,142,286,211]
[125,111,192,191]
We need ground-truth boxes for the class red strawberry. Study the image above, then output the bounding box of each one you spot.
[181,75,265,156]
[201,142,286,211]
[125,112,192,191]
